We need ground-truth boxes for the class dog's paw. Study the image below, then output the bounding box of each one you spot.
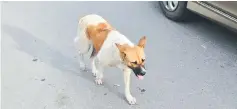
[92,72,97,77]
[95,79,103,85]
[79,63,87,71]
[126,95,136,105]
[92,70,97,77]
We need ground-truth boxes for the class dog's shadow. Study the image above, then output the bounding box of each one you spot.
[2,24,126,103]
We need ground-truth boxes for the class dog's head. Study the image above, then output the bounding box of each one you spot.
[115,36,147,80]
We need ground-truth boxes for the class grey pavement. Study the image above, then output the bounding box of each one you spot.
[2,1,237,109]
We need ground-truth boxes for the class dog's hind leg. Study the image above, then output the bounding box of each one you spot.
[74,32,91,71]
[92,57,104,85]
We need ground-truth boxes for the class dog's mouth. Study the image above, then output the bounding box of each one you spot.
[137,75,144,80]
[128,65,146,80]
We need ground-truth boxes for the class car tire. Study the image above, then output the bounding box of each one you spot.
[159,1,190,22]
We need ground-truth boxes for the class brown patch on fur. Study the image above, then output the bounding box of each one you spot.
[86,22,114,57]
[115,36,147,67]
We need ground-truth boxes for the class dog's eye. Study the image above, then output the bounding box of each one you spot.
[131,61,137,64]
[142,59,145,62]
[122,53,126,57]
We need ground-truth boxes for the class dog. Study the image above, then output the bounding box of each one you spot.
[74,14,147,105]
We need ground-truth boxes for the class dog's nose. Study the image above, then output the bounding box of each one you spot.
[141,70,146,75]
[140,67,146,75]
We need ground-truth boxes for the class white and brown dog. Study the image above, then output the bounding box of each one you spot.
[74,14,147,104]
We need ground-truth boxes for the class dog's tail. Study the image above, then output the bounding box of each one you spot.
[74,15,92,55]
[77,15,88,39]
[76,15,101,58]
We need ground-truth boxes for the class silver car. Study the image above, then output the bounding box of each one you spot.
[159,1,237,31]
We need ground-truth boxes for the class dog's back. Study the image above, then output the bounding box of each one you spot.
[75,14,133,59]
[76,14,114,57]
[78,14,107,31]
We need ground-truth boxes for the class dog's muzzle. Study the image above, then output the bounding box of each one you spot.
[129,65,146,80]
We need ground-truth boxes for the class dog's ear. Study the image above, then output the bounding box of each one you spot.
[115,43,125,52]
[138,36,146,48]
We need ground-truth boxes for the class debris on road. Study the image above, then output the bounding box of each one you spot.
[32,58,38,62]
[113,84,120,87]
[48,84,55,87]
[137,87,146,93]
[104,93,107,95]
[220,65,224,68]
[201,44,206,49]
[41,78,46,81]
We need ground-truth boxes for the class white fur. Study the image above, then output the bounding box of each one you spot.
[74,14,137,104]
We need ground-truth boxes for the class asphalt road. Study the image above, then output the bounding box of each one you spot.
[2,1,237,109]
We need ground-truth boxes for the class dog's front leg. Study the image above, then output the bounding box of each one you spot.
[123,68,136,105]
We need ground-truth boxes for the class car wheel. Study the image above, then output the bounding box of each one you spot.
[159,1,190,22]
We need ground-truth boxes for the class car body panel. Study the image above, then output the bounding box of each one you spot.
[187,1,237,32]
[206,1,237,18]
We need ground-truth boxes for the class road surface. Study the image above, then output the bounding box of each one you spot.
[2,1,237,109]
